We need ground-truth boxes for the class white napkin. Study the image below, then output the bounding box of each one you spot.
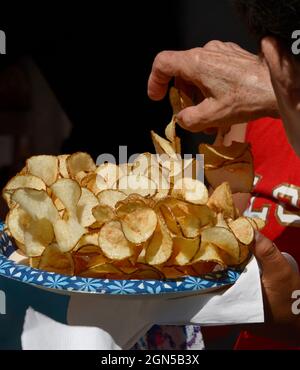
[68,257,263,348]
[22,307,121,350]
[22,257,263,350]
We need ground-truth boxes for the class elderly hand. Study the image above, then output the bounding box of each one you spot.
[148,41,278,132]
[252,233,300,339]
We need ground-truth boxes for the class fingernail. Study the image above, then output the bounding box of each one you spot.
[255,231,263,243]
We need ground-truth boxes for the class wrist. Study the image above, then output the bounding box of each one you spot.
[255,62,279,118]
[258,90,279,118]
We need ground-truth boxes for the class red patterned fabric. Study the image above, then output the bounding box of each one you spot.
[235,117,300,350]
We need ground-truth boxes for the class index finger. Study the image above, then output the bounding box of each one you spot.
[147,50,190,101]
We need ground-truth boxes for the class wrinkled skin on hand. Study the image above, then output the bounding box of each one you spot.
[242,233,300,343]
[148,41,278,132]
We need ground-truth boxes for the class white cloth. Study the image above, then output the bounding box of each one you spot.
[22,307,121,350]
[22,257,263,350]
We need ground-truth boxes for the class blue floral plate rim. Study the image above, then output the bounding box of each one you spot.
[0,222,241,295]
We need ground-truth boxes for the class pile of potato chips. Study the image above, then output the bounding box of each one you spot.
[2,88,264,280]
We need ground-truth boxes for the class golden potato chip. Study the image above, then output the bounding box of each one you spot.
[80,172,94,187]
[131,153,157,176]
[90,177,105,194]
[116,174,157,197]
[75,245,103,255]
[58,154,70,179]
[159,157,182,178]
[73,231,99,251]
[12,188,60,224]
[165,116,182,155]
[6,207,31,245]
[175,137,181,155]
[200,142,250,163]
[229,217,255,246]
[112,257,135,268]
[29,257,41,269]
[78,264,122,279]
[177,158,198,182]
[169,87,193,115]
[205,162,254,194]
[76,188,99,227]
[39,243,74,275]
[151,131,178,159]
[18,166,27,175]
[98,220,135,260]
[135,244,147,264]
[117,203,157,244]
[145,217,173,265]
[14,240,26,254]
[246,217,266,231]
[170,236,200,266]
[115,194,154,211]
[97,189,127,209]
[9,248,27,263]
[54,218,86,253]
[207,182,236,220]
[118,163,133,176]
[216,213,229,228]
[175,208,213,239]
[172,178,208,205]
[201,227,240,263]
[24,218,54,257]
[158,266,184,279]
[148,166,170,200]
[175,215,199,238]
[179,90,194,109]
[157,203,182,236]
[187,203,216,227]
[200,141,254,193]
[95,163,123,188]
[53,196,65,212]
[125,244,144,265]
[229,147,253,166]
[169,87,182,115]
[51,179,81,218]
[73,245,109,274]
[191,261,218,276]
[238,244,250,265]
[19,236,41,259]
[16,258,31,267]
[84,174,108,195]
[114,265,138,275]
[92,204,115,227]
[159,198,215,238]
[127,265,163,280]
[3,175,46,208]
[27,155,59,186]
[192,243,226,266]
[67,152,96,180]
[165,118,176,146]
[75,171,88,184]
[165,119,182,156]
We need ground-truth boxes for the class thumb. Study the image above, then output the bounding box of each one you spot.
[176,98,222,132]
[252,232,291,279]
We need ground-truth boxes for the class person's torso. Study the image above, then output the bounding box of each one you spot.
[244,117,300,265]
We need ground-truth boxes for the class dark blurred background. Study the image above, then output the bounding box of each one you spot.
[0,0,256,213]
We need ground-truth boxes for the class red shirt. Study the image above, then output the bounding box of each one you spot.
[235,117,300,349]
